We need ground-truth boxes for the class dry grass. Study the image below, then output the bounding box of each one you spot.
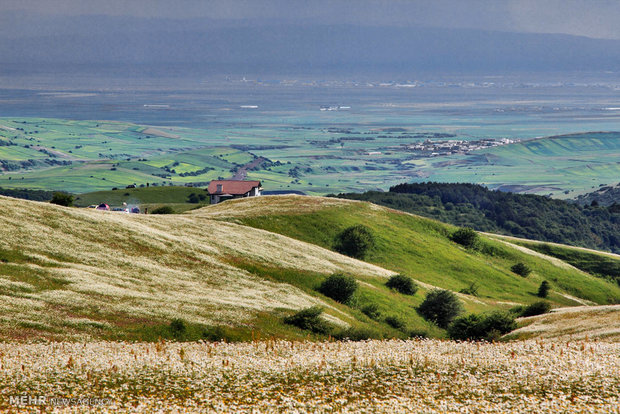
[509,305,620,342]
[191,194,359,219]
[0,339,617,412]
[0,196,393,339]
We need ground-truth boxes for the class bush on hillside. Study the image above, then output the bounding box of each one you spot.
[447,313,485,340]
[50,192,73,207]
[520,301,552,317]
[283,306,332,334]
[384,315,406,330]
[459,282,480,296]
[480,311,517,340]
[450,228,479,248]
[151,206,174,214]
[386,274,418,295]
[169,318,187,339]
[537,281,551,298]
[448,311,516,341]
[511,262,532,277]
[317,273,358,303]
[361,303,381,320]
[417,289,463,329]
[334,225,375,259]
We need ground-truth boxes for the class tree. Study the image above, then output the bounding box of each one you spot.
[50,192,73,207]
[151,206,174,214]
[334,225,376,259]
[386,274,418,295]
[448,311,516,341]
[417,289,463,328]
[317,273,358,303]
[511,262,532,277]
[537,281,551,298]
[520,301,552,317]
[450,228,479,248]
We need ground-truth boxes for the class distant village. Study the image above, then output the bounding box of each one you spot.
[391,137,518,157]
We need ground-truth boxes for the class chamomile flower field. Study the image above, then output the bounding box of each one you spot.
[0,339,618,412]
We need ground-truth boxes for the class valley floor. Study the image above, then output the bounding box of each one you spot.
[0,339,617,413]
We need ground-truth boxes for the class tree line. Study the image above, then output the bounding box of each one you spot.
[333,182,620,253]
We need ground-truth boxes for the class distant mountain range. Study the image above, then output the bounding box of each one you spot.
[2,12,620,75]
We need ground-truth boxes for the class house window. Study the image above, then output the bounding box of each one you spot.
[217,184,223,192]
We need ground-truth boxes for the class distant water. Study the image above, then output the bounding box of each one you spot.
[1,72,619,140]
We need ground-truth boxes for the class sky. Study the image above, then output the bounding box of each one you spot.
[3,0,620,40]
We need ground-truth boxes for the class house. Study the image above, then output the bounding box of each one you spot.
[207,180,262,204]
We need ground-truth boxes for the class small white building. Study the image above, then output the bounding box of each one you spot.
[207,180,262,204]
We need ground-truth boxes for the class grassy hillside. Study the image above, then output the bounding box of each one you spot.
[507,305,620,341]
[195,196,620,309]
[0,194,409,341]
[336,182,620,253]
[484,234,620,286]
[1,194,619,342]
[73,185,209,213]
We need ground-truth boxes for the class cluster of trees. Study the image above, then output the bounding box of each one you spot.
[335,182,620,253]
[0,187,54,201]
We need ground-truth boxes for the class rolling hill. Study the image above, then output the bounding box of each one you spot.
[1,194,619,342]
[412,132,620,197]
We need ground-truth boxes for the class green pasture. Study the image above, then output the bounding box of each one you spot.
[1,118,619,197]
[222,199,620,308]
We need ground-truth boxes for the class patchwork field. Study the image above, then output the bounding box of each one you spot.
[414,132,620,198]
[1,118,619,197]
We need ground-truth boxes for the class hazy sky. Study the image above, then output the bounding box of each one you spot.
[3,0,620,40]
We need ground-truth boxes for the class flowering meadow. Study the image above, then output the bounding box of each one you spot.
[0,339,618,412]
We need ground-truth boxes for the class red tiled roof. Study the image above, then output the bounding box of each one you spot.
[208,180,261,195]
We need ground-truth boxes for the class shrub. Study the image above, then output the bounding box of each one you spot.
[459,282,479,296]
[386,274,418,295]
[481,311,517,338]
[511,262,532,277]
[448,311,516,341]
[408,329,428,339]
[361,303,381,320]
[317,273,358,303]
[448,314,485,340]
[384,315,406,330]
[50,192,73,207]
[169,318,187,339]
[283,306,331,334]
[537,281,551,298]
[334,225,375,259]
[417,289,463,328]
[151,206,174,214]
[450,228,479,248]
[520,301,552,317]
[188,193,200,203]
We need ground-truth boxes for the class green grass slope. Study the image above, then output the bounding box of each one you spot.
[0,194,417,341]
[195,195,620,310]
[73,185,209,213]
[2,194,619,342]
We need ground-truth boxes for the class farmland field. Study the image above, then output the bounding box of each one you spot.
[1,76,620,195]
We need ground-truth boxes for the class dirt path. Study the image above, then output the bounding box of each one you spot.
[230,157,266,180]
